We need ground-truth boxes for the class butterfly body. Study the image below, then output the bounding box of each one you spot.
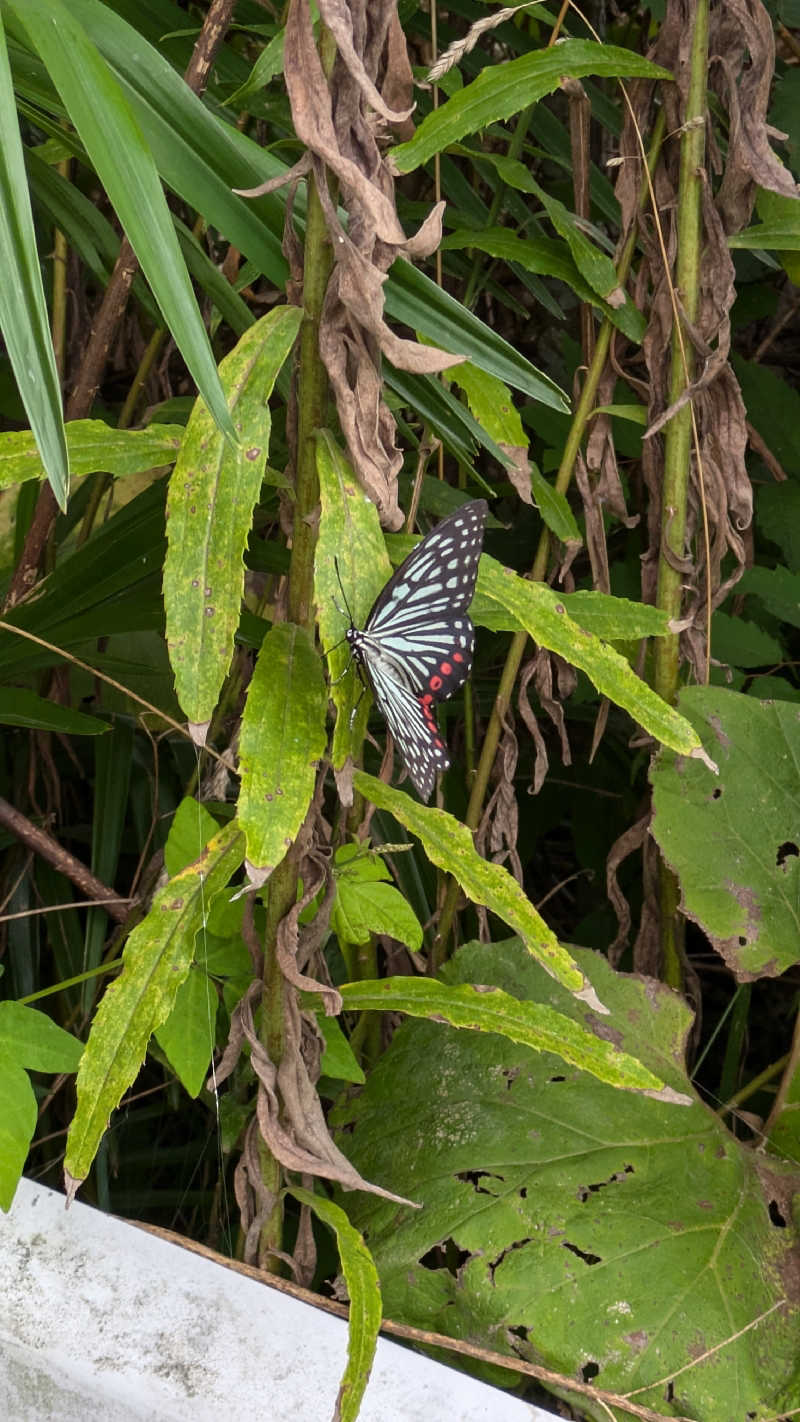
[343,500,488,800]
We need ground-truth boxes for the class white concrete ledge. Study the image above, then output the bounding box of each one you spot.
[0,1178,558,1421]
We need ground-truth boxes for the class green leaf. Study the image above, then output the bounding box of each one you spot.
[711,610,783,669]
[557,590,670,640]
[238,623,327,874]
[163,797,221,878]
[758,484,800,570]
[384,260,568,410]
[0,1000,84,1072]
[526,174,628,305]
[530,467,582,543]
[651,685,800,979]
[0,420,184,491]
[446,363,525,448]
[353,771,589,998]
[392,42,672,173]
[733,354,800,479]
[0,13,68,507]
[154,965,218,1098]
[0,1057,36,1213]
[339,977,666,1093]
[334,941,797,1419]
[333,847,423,952]
[738,565,800,628]
[729,221,800,250]
[442,228,645,341]
[309,1009,366,1086]
[65,820,244,1185]
[0,1002,83,1211]
[0,689,109,735]
[287,1186,381,1422]
[164,307,302,723]
[6,0,235,441]
[224,27,285,108]
[315,432,390,773]
[478,556,703,755]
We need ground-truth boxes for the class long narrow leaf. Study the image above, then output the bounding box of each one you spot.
[6,0,235,441]
[0,12,68,506]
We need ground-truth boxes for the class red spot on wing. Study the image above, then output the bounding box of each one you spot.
[430,675,443,691]
[453,652,464,664]
[440,661,452,675]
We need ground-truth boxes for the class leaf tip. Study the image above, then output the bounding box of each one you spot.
[575,982,609,1014]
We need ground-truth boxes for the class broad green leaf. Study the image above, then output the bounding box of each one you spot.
[0,1057,36,1212]
[0,1000,84,1072]
[757,484,800,571]
[315,432,390,773]
[0,12,68,507]
[154,964,218,1098]
[733,354,800,478]
[442,228,645,341]
[353,770,589,998]
[6,0,235,441]
[478,556,704,756]
[711,610,783,669]
[0,1003,83,1211]
[164,307,302,722]
[338,978,666,1093]
[287,1186,381,1422]
[332,850,423,953]
[334,941,797,1420]
[738,566,800,628]
[0,420,184,490]
[0,689,109,735]
[65,820,244,1186]
[164,797,221,878]
[392,42,672,173]
[651,685,800,978]
[238,623,327,874]
[314,1013,366,1086]
[530,467,582,543]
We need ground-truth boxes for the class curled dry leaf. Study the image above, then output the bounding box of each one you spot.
[278,0,462,527]
[214,981,417,1209]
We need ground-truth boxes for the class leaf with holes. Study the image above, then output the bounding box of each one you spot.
[333,941,800,1420]
[651,685,800,979]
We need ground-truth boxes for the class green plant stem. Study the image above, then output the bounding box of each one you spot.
[258,25,336,1271]
[718,983,751,1107]
[654,0,709,990]
[432,112,666,969]
[720,1051,789,1116]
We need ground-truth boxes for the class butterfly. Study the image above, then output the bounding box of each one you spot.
[341,500,488,801]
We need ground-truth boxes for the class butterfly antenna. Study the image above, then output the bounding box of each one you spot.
[333,556,355,625]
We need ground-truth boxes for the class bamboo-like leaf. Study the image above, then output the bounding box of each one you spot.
[0,420,184,491]
[339,978,671,1094]
[238,624,327,874]
[442,228,645,341]
[164,307,302,723]
[64,821,244,1189]
[529,467,582,543]
[352,771,591,999]
[0,689,109,734]
[287,1186,381,1422]
[478,556,705,757]
[6,0,235,441]
[392,42,672,173]
[0,13,68,507]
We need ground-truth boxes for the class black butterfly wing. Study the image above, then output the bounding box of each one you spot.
[366,659,450,801]
[365,500,487,699]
